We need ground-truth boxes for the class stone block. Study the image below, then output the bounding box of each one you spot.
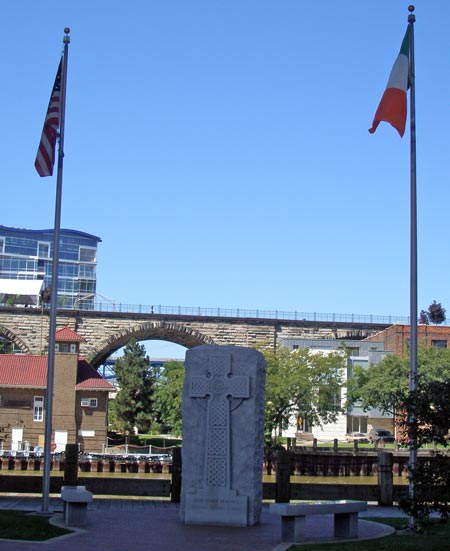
[180,345,266,527]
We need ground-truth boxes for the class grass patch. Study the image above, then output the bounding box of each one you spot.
[0,510,72,541]
[288,518,450,551]
[136,435,182,448]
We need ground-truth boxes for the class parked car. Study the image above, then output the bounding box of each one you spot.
[345,432,369,443]
[368,428,395,443]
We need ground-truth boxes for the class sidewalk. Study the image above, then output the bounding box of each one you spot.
[0,496,404,551]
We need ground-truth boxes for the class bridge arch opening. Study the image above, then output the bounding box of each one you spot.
[142,340,187,361]
[99,339,188,381]
[89,320,215,368]
[0,329,31,355]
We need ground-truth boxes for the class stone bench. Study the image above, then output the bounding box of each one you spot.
[61,485,93,527]
[270,499,367,542]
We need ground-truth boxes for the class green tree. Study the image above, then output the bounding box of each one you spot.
[5,294,30,306]
[347,346,450,416]
[397,380,450,527]
[262,346,345,437]
[153,361,185,436]
[58,295,70,307]
[40,287,51,307]
[112,339,156,434]
[347,354,408,415]
[348,345,450,527]
[428,300,446,325]
[418,309,429,324]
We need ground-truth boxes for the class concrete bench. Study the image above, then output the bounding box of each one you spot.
[270,500,367,542]
[61,485,93,527]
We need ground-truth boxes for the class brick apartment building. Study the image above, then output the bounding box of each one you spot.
[364,323,450,440]
[0,326,114,453]
[365,323,450,356]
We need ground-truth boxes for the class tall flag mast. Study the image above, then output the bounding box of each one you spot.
[369,6,417,528]
[407,6,418,529]
[35,27,71,513]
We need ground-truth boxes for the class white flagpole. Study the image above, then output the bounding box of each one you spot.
[42,27,70,513]
[407,6,418,530]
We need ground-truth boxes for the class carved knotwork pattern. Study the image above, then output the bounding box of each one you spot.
[210,400,227,426]
[190,378,210,397]
[210,356,228,375]
[226,377,249,398]
[208,428,227,455]
[207,457,227,487]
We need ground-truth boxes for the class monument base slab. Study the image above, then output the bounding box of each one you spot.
[184,488,248,526]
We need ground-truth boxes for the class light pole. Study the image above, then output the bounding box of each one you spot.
[125,431,129,455]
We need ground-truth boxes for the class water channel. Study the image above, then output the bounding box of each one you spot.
[0,471,408,485]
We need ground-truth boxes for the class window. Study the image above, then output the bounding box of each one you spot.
[56,343,70,352]
[79,264,95,278]
[79,430,95,437]
[79,280,95,293]
[33,396,44,422]
[5,236,36,256]
[81,398,97,408]
[79,247,96,263]
[347,415,368,434]
[0,237,4,253]
[37,242,50,258]
[55,342,78,353]
[2,398,31,409]
[431,340,447,349]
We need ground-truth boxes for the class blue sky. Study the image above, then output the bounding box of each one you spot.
[2,2,450,358]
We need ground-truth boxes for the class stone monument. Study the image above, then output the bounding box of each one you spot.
[180,345,266,527]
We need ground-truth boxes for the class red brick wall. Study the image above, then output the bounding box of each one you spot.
[365,324,450,356]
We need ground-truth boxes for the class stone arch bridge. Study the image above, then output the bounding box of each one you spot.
[0,307,391,368]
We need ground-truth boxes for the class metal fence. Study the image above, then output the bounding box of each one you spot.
[70,301,414,325]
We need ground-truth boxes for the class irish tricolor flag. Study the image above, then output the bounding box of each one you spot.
[369,29,410,137]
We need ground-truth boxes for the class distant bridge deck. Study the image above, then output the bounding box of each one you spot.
[42,302,414,326]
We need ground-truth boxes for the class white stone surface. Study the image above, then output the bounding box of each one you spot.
[180,345,266,526]
[61,485,93,527]
[270,500,367,542]
[270,500,367,516]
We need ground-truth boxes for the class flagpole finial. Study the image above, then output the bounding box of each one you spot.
[63,27,70,44]
[408,5,415,23]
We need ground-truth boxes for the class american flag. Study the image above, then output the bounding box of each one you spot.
[35,60,62,177]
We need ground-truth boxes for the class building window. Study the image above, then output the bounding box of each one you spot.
[79,247,96,263]
[55,342,77,353]
[56,343,70,352]
[37,242,50,259]
[81,398,98,408]
[347,415,368,434]
[33,396,44,422]
[79,430,95,437]
[0,237,4,253]
[2,397,32,409]
[431,340,447,349]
